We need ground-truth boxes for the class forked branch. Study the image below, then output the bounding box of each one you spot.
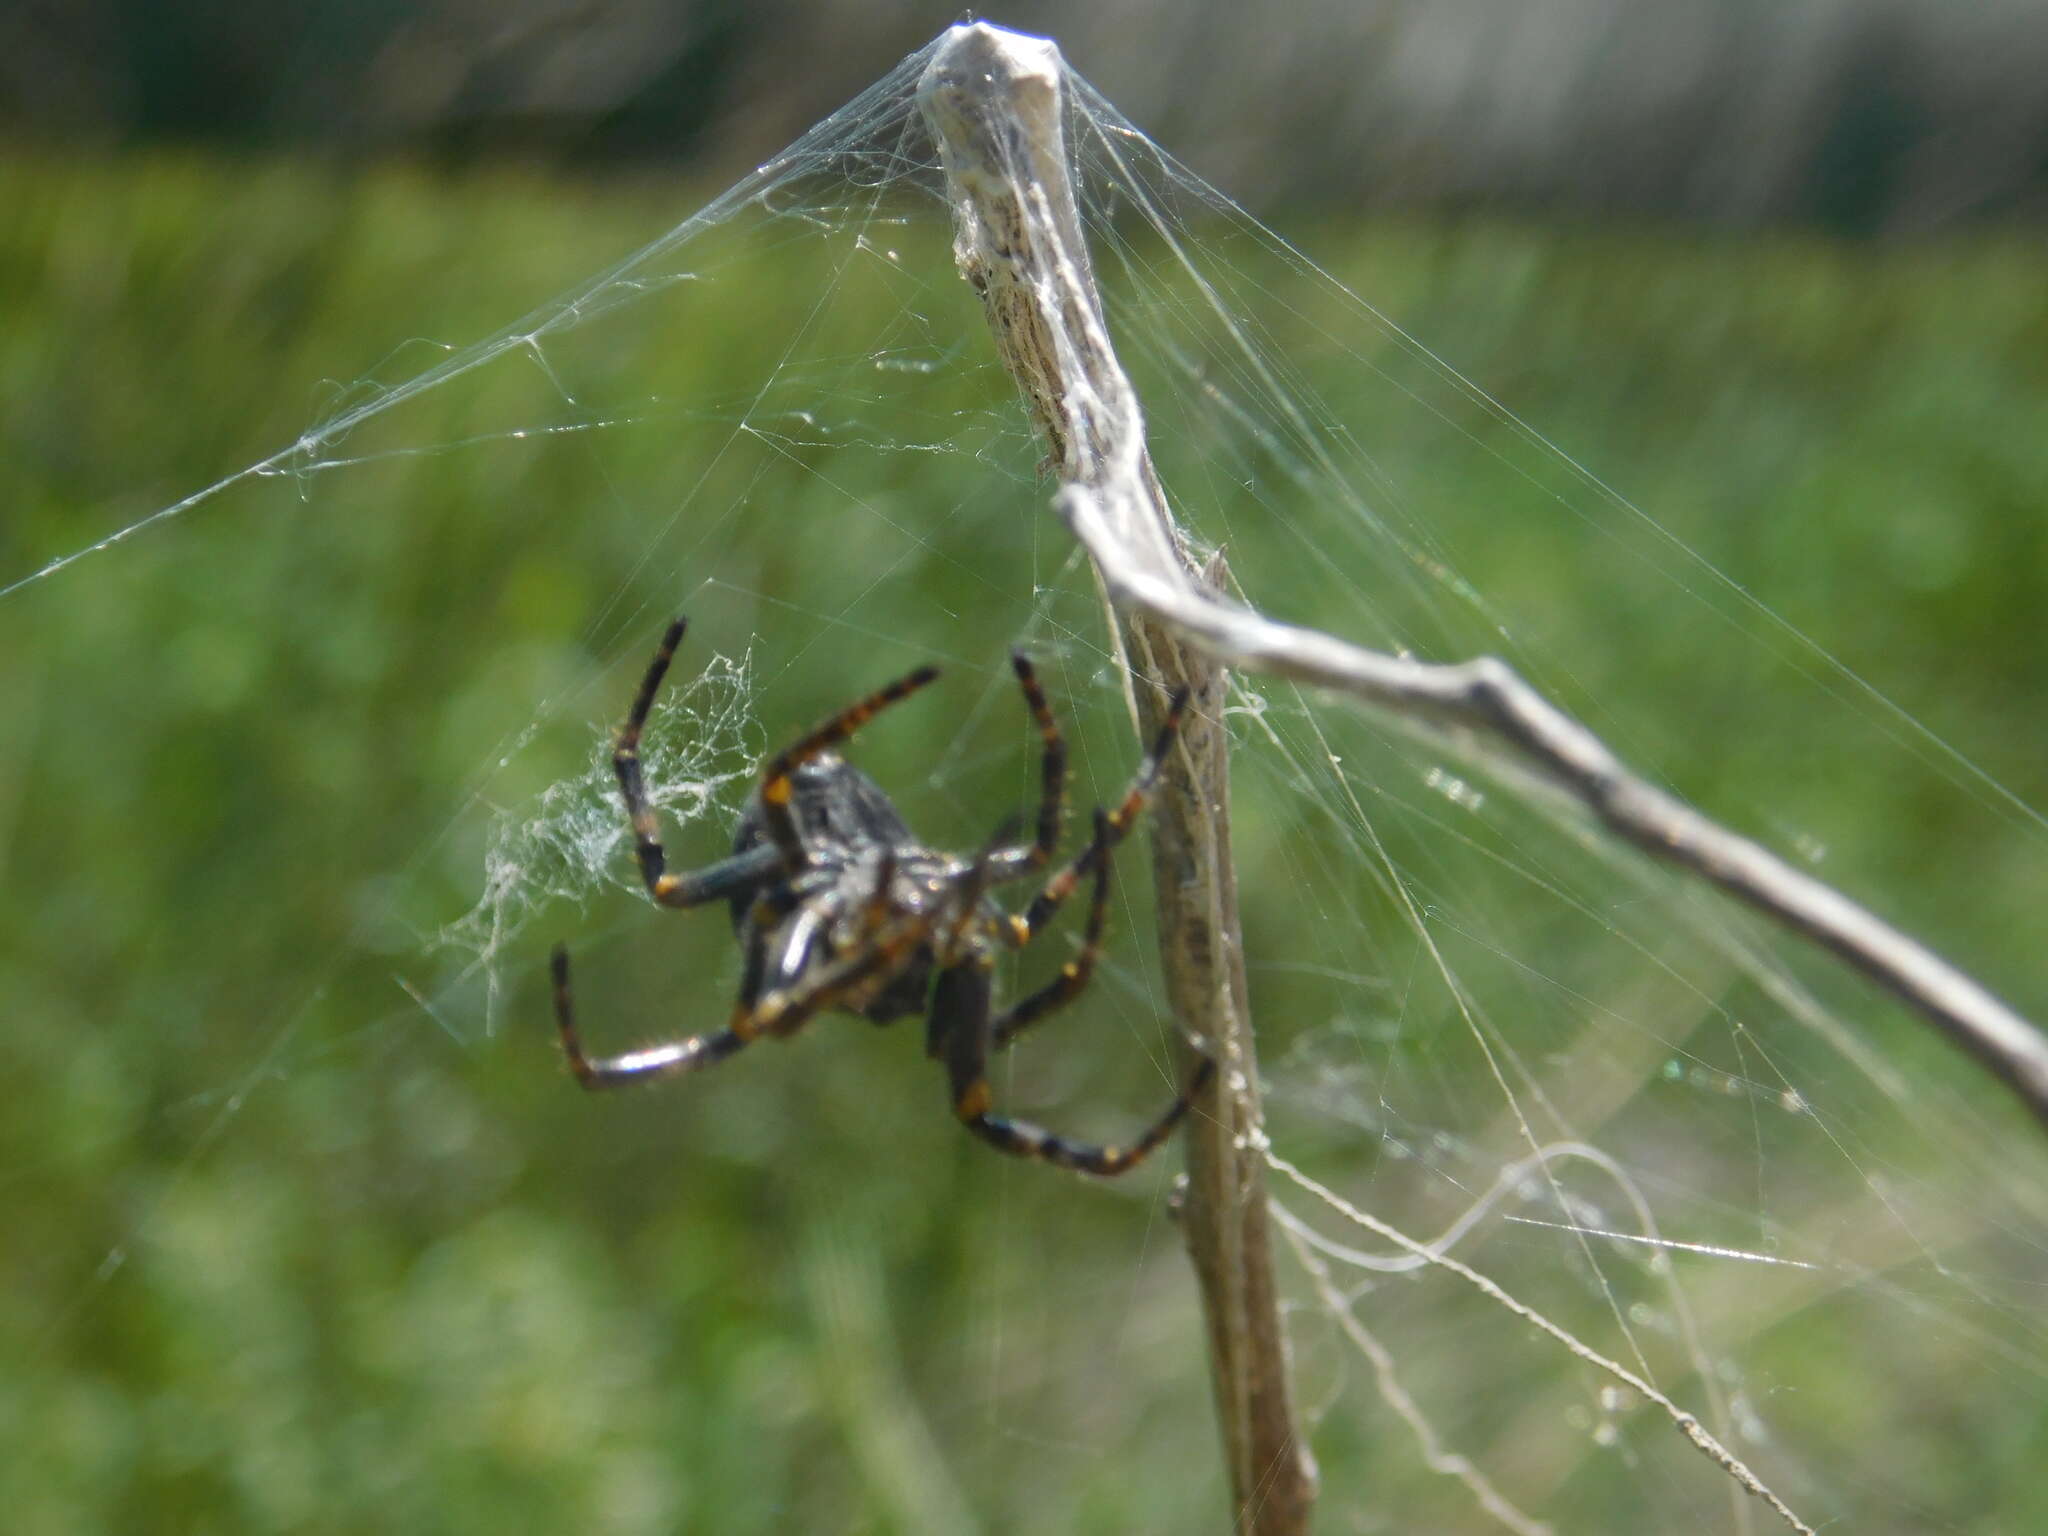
[918,23,2048,1142]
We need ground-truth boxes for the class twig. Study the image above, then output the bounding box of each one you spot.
[1054,481,2048,1133]
[921,24,1317,1534]
[918,19,2048,1138]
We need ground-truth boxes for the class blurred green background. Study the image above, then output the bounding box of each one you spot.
[5,8,2048,1534]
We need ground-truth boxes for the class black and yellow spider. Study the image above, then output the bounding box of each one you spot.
[549,618,1215,1176]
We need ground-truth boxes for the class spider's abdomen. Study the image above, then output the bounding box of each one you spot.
[730,754,915,868]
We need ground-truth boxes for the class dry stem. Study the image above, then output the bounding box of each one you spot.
[920,24,1318,1534]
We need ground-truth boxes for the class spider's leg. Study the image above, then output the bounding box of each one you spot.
[992,809,1111,1051]
[936,813,1027,963]
[965,1062,1214,1177]
[932,955,1214,1177]
[858,848,898,938]
[656,845,783,910]
[1009,652,1066,869]
[613,617,687,898]
[551,944,755,1088]
[756,663,942,869]
[1000,682,1190,944]
[762,903,829,998]
[610,618,783,909]
[744,910,933,1041]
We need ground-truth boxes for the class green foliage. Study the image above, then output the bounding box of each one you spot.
[2,150,2045,1532]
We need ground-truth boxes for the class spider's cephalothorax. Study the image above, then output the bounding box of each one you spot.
[549,617,1215,1177]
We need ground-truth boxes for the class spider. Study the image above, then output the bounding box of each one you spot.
[548,618,1216,1176]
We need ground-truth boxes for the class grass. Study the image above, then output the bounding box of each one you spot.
[2,147,2045,1532]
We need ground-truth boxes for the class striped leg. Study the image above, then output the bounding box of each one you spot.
[552,944,755,1088]
[962,1056,1215,1176]
[556,904,934,1092]
[1006,683,1189,942]
[611,617,782,909]
[937,813,1027,961]
[934,949,1215,1178]
[1008,651,1067,869]
[755,662,942,868]
[992,809,1111,1050]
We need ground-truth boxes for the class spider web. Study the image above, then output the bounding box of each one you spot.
[6,27,2048,1535]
